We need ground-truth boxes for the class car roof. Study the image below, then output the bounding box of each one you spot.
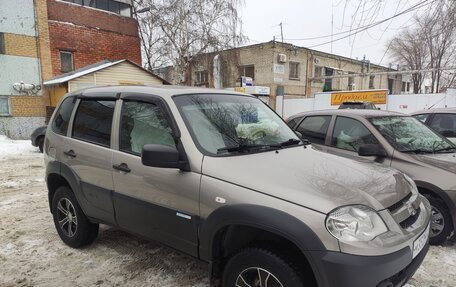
[288,109,405,121]
[410,107,456,115]
[65,85,250,99]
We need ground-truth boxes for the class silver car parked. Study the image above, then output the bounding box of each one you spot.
[288,109,456,245]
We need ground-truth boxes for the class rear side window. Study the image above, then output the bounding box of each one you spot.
[429,113,456,137]
[332,116,378,152]
[296,116,331,145]
[51,96,76,135]
[72,100,115,147]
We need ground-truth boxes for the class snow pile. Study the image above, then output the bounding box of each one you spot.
[0,135,37,157]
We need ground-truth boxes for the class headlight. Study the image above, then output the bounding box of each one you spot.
[326,205,388,242]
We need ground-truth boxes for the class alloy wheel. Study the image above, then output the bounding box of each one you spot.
[56,198,78,237]
[235,267,284,287]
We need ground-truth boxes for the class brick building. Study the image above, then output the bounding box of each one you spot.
[0,0,141,139]
[158,41,404,108]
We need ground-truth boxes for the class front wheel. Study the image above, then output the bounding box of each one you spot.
[51,186,99,248]
[425,195,453,245]
[223,248,307,287]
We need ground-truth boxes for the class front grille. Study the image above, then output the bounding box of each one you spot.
[399,207,421,229]
[388,192,412,212]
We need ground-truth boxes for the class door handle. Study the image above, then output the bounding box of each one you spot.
[113,163,131,173]
[63,149,76,158]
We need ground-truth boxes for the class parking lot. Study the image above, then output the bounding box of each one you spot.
[0,136,455,287]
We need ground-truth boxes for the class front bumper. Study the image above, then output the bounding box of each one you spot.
[309,242,429,287]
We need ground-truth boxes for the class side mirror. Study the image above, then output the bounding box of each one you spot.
[141,144,187,169]
[358,144,387,157]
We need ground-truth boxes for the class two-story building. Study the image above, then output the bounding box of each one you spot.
[157,41,404,108]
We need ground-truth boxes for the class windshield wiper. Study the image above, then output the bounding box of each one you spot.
[434,146,456,153]
[401,149,433,154]
[217,144,266,154]
[278,138,303,147]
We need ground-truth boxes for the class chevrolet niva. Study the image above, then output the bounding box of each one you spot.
[45,86,431,287]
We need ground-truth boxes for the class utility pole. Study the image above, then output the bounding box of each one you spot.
[279,22,284,46]
[331,1,334,53]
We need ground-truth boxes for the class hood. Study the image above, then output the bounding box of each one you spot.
[202,146,412,214]
[412,152,456,173]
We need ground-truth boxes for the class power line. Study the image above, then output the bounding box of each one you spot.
[307,0,432,49]
[283,0,431,43]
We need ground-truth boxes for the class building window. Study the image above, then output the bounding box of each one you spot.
[238,65,255,80]
[402,82,406,92]
[196,70,208,85]
[289,62,300,80]
[60,51,74,73]
[407,82,411,92]
[369,76,375,89]
[324,67,334,92]
[64,0,132,17]
[348,72,355,90]
[0,33,4,54]
[0,96,10,116]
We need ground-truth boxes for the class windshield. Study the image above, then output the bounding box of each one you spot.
[369,116,456,153]
[174,94,301,156]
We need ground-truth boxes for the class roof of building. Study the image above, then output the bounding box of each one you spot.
[43,59,169,86]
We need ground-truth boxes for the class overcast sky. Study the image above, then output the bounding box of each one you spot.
[241,0,428,67]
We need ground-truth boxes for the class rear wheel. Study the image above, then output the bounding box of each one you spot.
[51,186,99,248]
[425,195,453,245]
[223,248,308,287]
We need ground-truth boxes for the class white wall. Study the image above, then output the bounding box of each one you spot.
[280,90,456,118]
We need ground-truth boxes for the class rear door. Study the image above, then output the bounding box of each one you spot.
[111,95,200,256]
[62,96,116,225]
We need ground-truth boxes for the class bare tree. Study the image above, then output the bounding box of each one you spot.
[389,28,428,93]
[133,0,245,84]
[387,1,456,93]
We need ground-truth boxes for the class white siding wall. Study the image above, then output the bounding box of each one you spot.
[69,62,163,92]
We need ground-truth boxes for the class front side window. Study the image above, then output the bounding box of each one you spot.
[51,96,76,135]
[429,113,456,138]
[412,114,429,123]
[296,116,331,145]
[120,101,176,155]
[370,116,455,153]
[332,117,378,152]
[72,100,115,147]
[174,94,300,156]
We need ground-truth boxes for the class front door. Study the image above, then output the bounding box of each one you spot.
[112,98,200,256]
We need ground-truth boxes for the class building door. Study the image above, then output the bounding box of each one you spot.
[324,68,334,92]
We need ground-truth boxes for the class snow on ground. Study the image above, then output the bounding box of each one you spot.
[0,136,455,286]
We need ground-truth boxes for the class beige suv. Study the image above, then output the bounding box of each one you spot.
[45,86,430,287]
[288,109,456,245]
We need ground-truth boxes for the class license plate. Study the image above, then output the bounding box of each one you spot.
[413,224,430,259]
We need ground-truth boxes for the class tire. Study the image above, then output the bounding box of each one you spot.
[425,195,453,245]
[37,136,44,153]
[51,186,99,248]
[223,248,307,287]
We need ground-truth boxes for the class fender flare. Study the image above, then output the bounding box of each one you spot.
[415,180,456,225]
[199,204,327,281]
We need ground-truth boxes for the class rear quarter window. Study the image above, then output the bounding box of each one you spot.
[51,96,76,136]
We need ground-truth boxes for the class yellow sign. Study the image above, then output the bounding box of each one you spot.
[331,90,387,105]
